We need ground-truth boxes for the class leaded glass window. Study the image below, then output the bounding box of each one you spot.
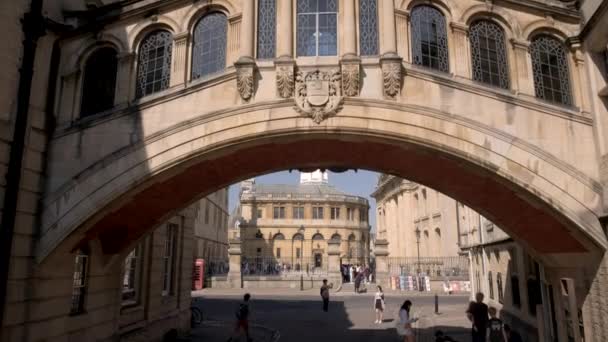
[297,0,338,57]
[411,6,449,72]
[469,20,510,89]
[192,12,228,79]
[257,0,276,59]
[359,0,379,56]
[136,30,172,98]
[530,35,572,106]
[81,47,117,116]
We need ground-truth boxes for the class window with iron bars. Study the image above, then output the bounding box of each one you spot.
[70,250,89,315]
[313,206,324,219]
[293,206,305,219]
[330,207,340,220]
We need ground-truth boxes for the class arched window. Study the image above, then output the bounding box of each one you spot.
[136,30,172,98]
[411,6,449,72]
[497,272,504,303]
[81,47,117,117]
[293,233,304,240]
[273,233,285,240]
[348,233,356,241]
[312,233,325,240]
[530,35,572,105]
[469,20,510,89]
[257,0,276,59]
[297,0,338,56]
[330,233,341,241]
[359,0,379,56]
[192,12,228,79]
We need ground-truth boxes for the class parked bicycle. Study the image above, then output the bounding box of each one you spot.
[191,298,203,328]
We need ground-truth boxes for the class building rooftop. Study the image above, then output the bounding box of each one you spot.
[251,183,349,196]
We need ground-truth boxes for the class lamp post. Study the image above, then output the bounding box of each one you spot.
[298,225,305,291]
[415,227,423,292]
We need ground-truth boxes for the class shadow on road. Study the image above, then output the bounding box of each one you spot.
[193,297,470,342]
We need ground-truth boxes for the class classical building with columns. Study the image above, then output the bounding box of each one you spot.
[237,171,371,271]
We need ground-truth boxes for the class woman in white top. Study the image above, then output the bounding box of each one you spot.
[397,300,418,342]
[373,286,385,324]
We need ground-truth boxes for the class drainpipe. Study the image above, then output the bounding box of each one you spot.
[0,0,45,327]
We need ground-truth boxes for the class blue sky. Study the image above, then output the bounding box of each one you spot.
[228,169,379,230]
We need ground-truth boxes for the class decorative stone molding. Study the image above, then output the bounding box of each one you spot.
[380,54,403,99]
[275,58,295,98]
[234,57,256,101]
[294,69,343,124]
[341,56,361,97]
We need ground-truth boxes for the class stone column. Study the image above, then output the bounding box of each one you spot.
[235,2,256,101]
[511,39,535,96]
[450,22,470,79]
[170,32,189,88]
[227,239,242,288]
[327,240,342,287]
[275,0,295,98]
[374,239,390,288]
[341,0,360,96]
[379,0,402,98]
[569,40,591,113]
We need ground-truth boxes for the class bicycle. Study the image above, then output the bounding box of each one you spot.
[191,298,203,327]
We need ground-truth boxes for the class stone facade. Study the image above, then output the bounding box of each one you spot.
[2,0,608,341]
[371,174,462,259]
[238,172,370,269]
[193,189,230,261]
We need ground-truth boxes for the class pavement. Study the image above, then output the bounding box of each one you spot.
[190,287,471,342]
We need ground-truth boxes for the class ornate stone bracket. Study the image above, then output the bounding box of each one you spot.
[294,69,344,124]
[234,57,256,102]
[341,55,361,97]
[380,53,403,99]
[275,58,295,98]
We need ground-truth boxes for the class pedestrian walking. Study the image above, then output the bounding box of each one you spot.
[354,272,363,293]
[320,279,330,312]
[373,285,385,324]
[227,293,252,342]
[466,292,489,342]
[503,324,523,342]
[487,307,506,342]
[396,300,418,342]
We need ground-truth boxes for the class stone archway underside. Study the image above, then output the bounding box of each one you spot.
[79,135,590,256]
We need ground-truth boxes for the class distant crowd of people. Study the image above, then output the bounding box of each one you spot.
[341,264,372,293]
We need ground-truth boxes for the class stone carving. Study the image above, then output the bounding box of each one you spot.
[341,63,360,97]
[382,60,402,98]
[236,66,254,101]
[276,65,294,98]
[294,69,343,124]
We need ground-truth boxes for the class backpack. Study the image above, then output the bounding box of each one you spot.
[236,303,249,320]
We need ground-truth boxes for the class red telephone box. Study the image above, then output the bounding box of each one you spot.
[193,259,204,290]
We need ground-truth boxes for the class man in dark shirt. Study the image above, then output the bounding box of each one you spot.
[466,292,489,342]
[228,293,252,342]
[320,279,330,312]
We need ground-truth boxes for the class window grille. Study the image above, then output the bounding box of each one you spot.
[81,47,117,116]
[122,244,142,303]
[411,6,449,72]
[359,0,378,56]
[330,207,340,220]
[70,251,89,314]
[136,30,172,98]
[162,223,177,295]
[273,206,285,219]
[313,206,324,219]
[530,35,572,105]
[192,12,228,79]
[297,0,338,56]
[469,20,510,89]
[293,206,305,219]
[257,0,276,59]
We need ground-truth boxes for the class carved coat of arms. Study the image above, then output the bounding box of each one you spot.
[294,69,343,124]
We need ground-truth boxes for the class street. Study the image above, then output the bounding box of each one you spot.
[191,289,471,341]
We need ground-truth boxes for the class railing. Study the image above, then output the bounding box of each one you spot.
[205,259,230,276]
[387,256,469,278]
[241,256,328,276]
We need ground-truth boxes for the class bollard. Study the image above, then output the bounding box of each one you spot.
[435,294,439,314]
[300,274,304,291]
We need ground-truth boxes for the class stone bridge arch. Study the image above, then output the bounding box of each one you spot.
[40,101,606,267]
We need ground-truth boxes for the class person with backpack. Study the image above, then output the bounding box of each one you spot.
[487,307,506,342]
[320,279,330,312]
[228,293,252,342]
[373,285,385,324]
